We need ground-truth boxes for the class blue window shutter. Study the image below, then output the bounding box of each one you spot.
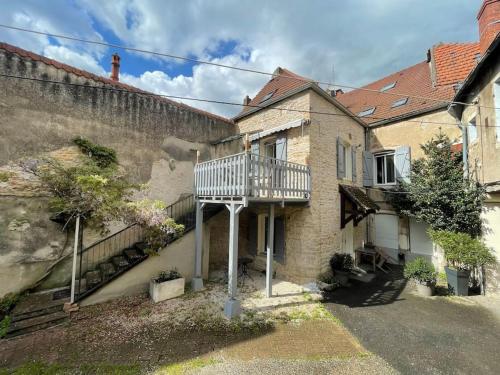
[251,140,260,155]
[276,134,287,161]
[352,148,357,182]
[337,137,346,179]
[274,217,285,262]
[395,145,411,183]
[363,151,374,187]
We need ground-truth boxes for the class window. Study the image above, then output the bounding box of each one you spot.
[358,107,376,117]
[375,152,396,185]
[380,82,396,92]
[468,116,478,144]
[391,97,408,108]
[264,139,277,158]
[337,138,353,180]
[495,79,500,141]
[260,90,276,103]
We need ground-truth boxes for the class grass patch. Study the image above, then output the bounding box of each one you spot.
[155,357,220,375]
[0,361,140,375]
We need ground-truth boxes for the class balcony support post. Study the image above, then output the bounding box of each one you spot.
[224,202,244,318]
[266,204,275,298]
[192,200,206,291]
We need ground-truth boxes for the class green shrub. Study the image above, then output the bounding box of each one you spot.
[73,137,117,168]
[429,230,496,270]
[0,293,19,314]
[404,257,437,284]
[330,253,353,272]
[154,269,182,283]
[0,316,11,338]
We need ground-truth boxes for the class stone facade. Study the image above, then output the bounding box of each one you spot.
[0,47,235,297]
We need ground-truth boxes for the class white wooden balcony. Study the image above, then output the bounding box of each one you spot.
[194,152,311,204]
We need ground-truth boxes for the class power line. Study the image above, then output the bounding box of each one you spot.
[1,73,496,128]
[1,23,499,111]
[3,72,496,128]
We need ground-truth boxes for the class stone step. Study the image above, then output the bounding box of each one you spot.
[10,292,68,322]
[11,303,64,323]
[6,311,68,338]
[134,242,148,253]
[111,255,129,269]
[123,247,145,262]
[85,270,102,289]
[99,262,115,279]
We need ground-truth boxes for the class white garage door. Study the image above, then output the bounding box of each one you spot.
[374,214,398,250]
[409,219,433,256]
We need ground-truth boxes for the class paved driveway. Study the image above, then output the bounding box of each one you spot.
[324,267,500,375]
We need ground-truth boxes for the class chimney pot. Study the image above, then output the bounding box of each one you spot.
[477,0,500,55]
[111,53,120,81]
[243,95,252,106]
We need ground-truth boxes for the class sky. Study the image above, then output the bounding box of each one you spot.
[0,0,483,118]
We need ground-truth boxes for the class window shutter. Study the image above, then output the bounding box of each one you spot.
[352,148,357,182]
[276,134,287,161]
[395,145,411,183]
[248,214,258,255]
[251,140,260,155]
[363,151,373,187]
[337,137,346,179]
[274,217,285,262]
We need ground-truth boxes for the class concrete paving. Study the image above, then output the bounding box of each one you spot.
[324,266,500,375]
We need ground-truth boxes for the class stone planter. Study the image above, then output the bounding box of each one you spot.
[445,267,470,296]
[149,277,185,303]
[415,280,435,296]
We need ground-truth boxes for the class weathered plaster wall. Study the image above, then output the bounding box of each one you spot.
[0,49,235,297]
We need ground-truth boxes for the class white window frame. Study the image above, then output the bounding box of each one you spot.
[374,151,396,186]
[339,138,352,181]
[468,113,478,145]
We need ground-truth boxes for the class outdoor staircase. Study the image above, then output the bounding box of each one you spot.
[75,195,222,302]
[5,290,70,338]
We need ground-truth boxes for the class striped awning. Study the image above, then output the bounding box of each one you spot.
[249,119,308,142]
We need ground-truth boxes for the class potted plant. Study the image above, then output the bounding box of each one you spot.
[404,257,437,296]
[149,269,185,303]
[429,230,496,296]
[329,253,353,286]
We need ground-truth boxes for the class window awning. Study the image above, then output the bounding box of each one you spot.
[339,184,379,228]
[249,119,309,142]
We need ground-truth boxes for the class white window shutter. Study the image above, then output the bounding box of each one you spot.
[395,145,411,183]
[352,148,357,182]
[363,151,373,187]
[337,137,346,179]
[276,134,287,161]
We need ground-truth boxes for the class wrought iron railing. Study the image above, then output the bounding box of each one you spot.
[75,194,200,300]
[194,152,311,200]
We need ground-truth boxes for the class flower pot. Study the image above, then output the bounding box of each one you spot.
[415,281,435,296]
[444,267,470,296]
[149,277,185,303]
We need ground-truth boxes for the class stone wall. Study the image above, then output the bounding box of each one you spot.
[0,47,235,297]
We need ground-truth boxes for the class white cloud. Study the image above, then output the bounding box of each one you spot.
[43,45,107,76]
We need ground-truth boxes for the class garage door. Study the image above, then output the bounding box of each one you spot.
[409,219,433,256]
[374,214,398,250]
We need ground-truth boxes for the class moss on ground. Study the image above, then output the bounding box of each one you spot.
[0,361,141,375]
[154,358,221,375]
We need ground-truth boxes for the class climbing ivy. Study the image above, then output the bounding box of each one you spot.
[390,133,485,237]
[73,137,117,168]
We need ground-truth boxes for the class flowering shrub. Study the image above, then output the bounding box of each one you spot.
[126,199,184,254]
[404,257,437,284]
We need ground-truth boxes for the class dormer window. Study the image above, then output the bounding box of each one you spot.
[391,97,408,108]
[358,107,376,117]
[260,90,276,103]
[380,82,396,92]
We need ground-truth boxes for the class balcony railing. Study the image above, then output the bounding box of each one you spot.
[194,152,311,202]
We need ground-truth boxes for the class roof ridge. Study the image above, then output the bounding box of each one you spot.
[0,42,233,124]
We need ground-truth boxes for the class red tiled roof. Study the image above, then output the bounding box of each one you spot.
[336,42,480,125]
[237,67,311,116]
[433,42,480,86]
[0,42,233,125]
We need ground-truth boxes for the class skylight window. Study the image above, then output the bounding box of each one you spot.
[260,90,276,103]
[358,107,376,117]
[391,97,408,108]
[380,82,396,92]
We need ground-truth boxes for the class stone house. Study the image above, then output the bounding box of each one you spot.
[333,0,500,275]
[448,32,500,291]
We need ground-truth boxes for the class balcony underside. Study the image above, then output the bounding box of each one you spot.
[196,194,310,206]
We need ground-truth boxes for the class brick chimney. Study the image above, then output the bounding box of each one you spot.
[110,53,120,81]
[243,95,251,105]
[477,0,500,55]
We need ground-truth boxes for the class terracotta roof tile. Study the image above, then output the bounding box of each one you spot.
[336,42,480,125]
[0,42,233,125]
